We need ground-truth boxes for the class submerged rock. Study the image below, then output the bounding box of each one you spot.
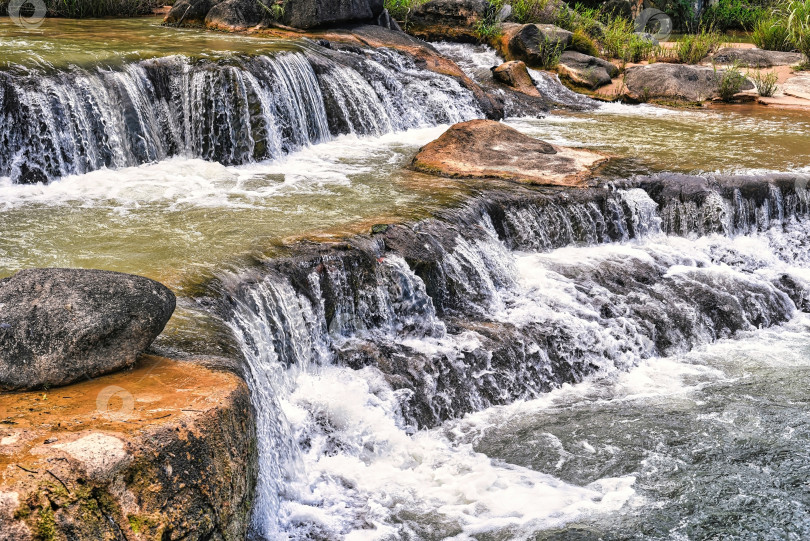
[623,63,754,102]
[557,51,618,89]
[0,355,256,540]
[709,47,803,67]
[411,119,607,186]
[491,60,541,97]
[0,268,175,391]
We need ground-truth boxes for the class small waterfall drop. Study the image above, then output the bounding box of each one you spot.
[217,177,810,538]
[0,44,483,184]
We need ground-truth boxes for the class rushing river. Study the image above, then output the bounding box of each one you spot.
[3,19,810,540]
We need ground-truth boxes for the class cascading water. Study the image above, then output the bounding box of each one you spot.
[432,41,597,111]
[217,174,810,539]
[0,43,482,184]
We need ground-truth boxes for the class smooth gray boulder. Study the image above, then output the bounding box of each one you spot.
[557,51,618,89]
[709,47,804,67]
[0,268,175,390]
[624,63,753,102]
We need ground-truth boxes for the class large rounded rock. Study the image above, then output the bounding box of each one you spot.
[282,0,385,29]
[411,119,607,186]
[205,0,266,30]
[0,268,175,391]
[503,23,573,67]
[623,63,754,102]
[557,50,618,89]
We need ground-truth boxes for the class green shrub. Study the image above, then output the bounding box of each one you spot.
[536,34,565,68]
[715,61,748,101]
[701,0,767,31]
[749,70,779,95]
[660,0,698,32]
[384,0,427,24]
[753,14,795,51]
[510,0,560,24]
[44,0,160,17]
[569,27,599,56]
[556,3,602,36]
[473,17,503,40]
[783,0,810,62]
[675,29,726,64]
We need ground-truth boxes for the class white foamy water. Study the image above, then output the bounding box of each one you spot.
[230,201,810,539]
[276,364,638,541]
[0,125,449,210]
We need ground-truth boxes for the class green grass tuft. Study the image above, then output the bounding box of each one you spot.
[675,28,726,64]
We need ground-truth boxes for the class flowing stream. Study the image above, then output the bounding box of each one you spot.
[4,20,810,540]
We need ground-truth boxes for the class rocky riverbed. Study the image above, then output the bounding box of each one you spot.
[3,0,810,538]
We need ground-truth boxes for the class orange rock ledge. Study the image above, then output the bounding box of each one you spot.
[0,355,256,541]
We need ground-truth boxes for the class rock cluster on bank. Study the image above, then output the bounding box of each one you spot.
[0,267,257,540]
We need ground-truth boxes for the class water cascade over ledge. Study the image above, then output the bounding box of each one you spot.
[0,44,483,184]
[212,172,810,538]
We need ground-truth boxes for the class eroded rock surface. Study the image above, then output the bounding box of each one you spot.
[557,51,618,89]
[709,47,803,67]
[0,268,175,391]
[491,60,541,96]
[0,355,256,541]
[623,63,754,102]
[411,119,606,186]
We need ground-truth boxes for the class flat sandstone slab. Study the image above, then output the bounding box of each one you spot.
[411,119,607,187]
[0,355,255,541]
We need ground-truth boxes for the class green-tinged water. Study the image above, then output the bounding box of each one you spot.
[0,16,298,69]
[507,104,810,176]
[0,129,470,292]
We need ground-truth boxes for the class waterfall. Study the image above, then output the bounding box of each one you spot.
[0,44,483,184]
[214,174,810,538]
